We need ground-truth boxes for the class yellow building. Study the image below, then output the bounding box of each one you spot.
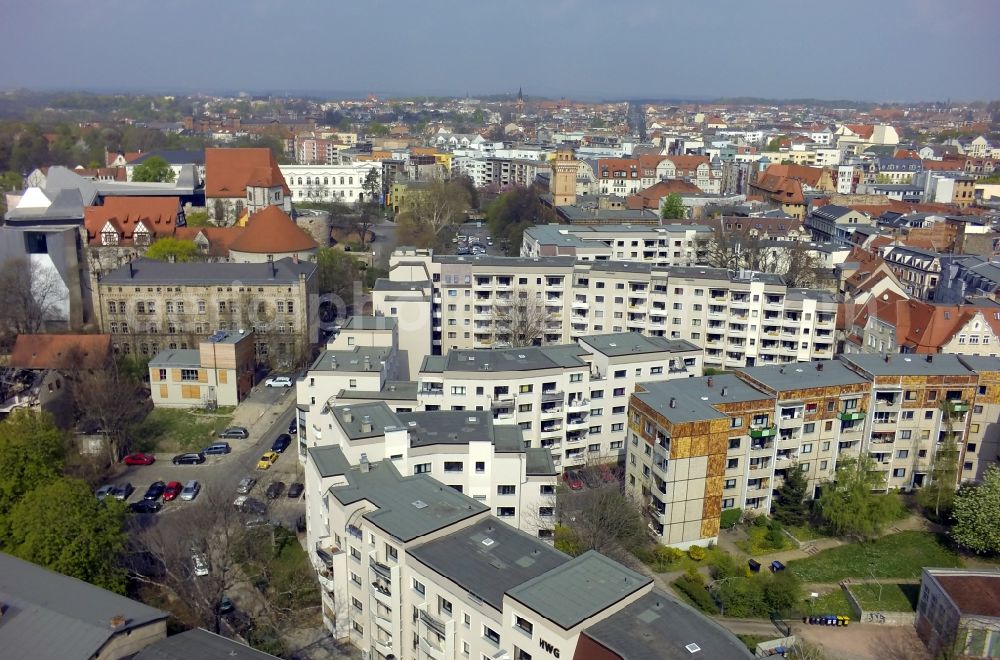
[149,330,256,408]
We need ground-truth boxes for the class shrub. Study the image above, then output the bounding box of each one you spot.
[655,545,684,564]
[765,522,786,549]
[688,545,706,561]
[674,574,718,614]
[720,508,743,528]
[752,514,769,528]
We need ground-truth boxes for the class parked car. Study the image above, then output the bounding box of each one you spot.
[288,419,298,435]
[203,442,232,456]
[192,553,210,577]
[95,484,115,501]
[112,483,135,501]
[162,481,183,501]
[562,470,584,491]
[143,481,166,501]
[216,596,235,616]
[257,451,279,470]
[123,453,155,466]
[236,477,257,494]
[180,480,201,501]
[130,499,162,514]
[287,482,304,499]
[271,434,292,453]
[265,482,286,500]
[264,376,293,388]
[172,452,206,465]
[233,496,267,516]
[218,427,249,440]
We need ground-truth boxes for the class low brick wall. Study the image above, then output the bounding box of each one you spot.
[841,581,917,627]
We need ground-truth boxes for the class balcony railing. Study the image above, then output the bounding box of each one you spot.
[749,425,777,439]
[838,410,865,421]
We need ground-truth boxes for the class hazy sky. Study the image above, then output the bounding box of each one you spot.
[4,0,999,102]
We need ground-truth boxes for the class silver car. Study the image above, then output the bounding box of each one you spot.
[237,477,256,494]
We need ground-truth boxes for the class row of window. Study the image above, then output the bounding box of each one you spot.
[294,176,354,186]
[109,321,294,335]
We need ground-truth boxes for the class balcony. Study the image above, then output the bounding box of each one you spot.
[540,422,563,433]
[572,299,589,310]
[566,397,589,412]
[374,639,394,658]
[750,441,774,453]
[418,636,445,660]
[491,396,514,408]
[949,400,970,413]
[541,390,564,403]
[749,425,777,439]
[566,415,588,429]
[838,410,865,422]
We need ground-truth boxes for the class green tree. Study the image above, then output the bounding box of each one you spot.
[145,237,200,262]
[918,400,962,520]
[661,193,686,220]
[367,122,390,137]
[763,571,802,614]
[717,576,767,617]
[184,210,213,227]
[131,156,176,183]
[5,477,127,593]
[361,166,381,207]
[951,465,1000,555]
[816,457,902,540]
[772,463,810,526]
[485,184,553,255]
[765,136,785,152]
[0,170,22,193]
[0,410,65,520]
[315,247,362,308]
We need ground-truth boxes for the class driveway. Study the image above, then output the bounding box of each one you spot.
[113,385,303,527]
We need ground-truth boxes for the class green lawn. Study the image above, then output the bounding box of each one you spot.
[130,407,235,452]
[849,582,920,612]
[788,531,962,582]
[804,588,856,618]
[640,544,729,574]
[784,524,829,543]
[737,525,796,555]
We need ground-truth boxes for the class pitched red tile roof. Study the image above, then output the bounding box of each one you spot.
[845,124,875,140]
[228,206,317,254]
[764,163,827,188]
[596,158,641,179]
[11,334,111,370]
[84,197,181,247]
[174,226,244,258]
[922,159,964,172]
[664,155,710,174]
[205,148,290,199]
[753,173,805,205]
[627,180,703,209]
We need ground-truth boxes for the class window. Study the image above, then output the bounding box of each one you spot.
[439,596,452,616]
[892,468,906,478]
[497,507,515,517]
[352,596,363,611]
[592,389,604,399]
[727,458,738,469]
[475,461,486,473]
[570,373,583,382]
[180,369,199,381]
[730,417,742,428]
[897,450,909,459]
[515,615,534,636]
[498,485,516,495]
[611,423,624,431]
[451,386,466,395]
[612,405,626,414]
[414,463,431,474]
[803,423,815,434]
[444,461,463,472]
[900,430,912,439]
[518,403,532,412]
[724,478,736,489]
[386,543,398,561]
[614,369,626,378]
[802,443,813,454]
[413,578,425,595]
[538,506,554,517]
[519,384,533,394]
[484,626,501,645]
[651,366,663,375]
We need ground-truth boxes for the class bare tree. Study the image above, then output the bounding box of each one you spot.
[557,482,647,567]
[0,256,63,335]
[491,286,553,347]
[72,355,148,461]
[405,179,471,237]
[698,232,820,287]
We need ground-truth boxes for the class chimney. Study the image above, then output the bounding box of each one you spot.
[721,386,729,397]
[361,415,373,433]
[128,262,134,279]
[926,354,933,363]
[292,253,299,264]
[109,615,126,630]
[343,409,353,423]
[706,377,714,388]
[669,397,676,408]
[359,453,370,472]
[884,354,890,363]
[816,362,824,371]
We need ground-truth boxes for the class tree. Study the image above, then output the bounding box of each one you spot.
[0,410,65,520]
[772,463,810,526]
[403,179,471,240]
[699,231,819,286]
[5,477,127,593]
[73,357,148,461]
[144,237,201,262]
[131,156,176,183]
[951,465,1000,555]
[0,256,64,335]
[367,122,390,137]
[661,193,686,220]
[766,136,785,152]
[360,166,381,207]
[556,485,646,565]
[918,400,962,520]
[315,246,363,309]
[816,457,903,540]
[492,287,554,347]
[184,210,213,227]
[485,185,555,255]
[395,211,445,251]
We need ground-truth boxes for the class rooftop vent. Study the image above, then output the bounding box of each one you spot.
[467,416,477,423]
[407,420,418,427]
[109,615,126,630]
[721,387,728,397]
[685,643,702,654]
[608,342,617,347]
[518,354,526,359]
[361,416,373,433]
[816,362,824,371]
[669,397,676,408]
[412,500,428,509]
[343,409,353,423]
[482,537,495,547]
[706,377,713,387]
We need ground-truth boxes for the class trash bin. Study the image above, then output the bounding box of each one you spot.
[771,560,786,572]
[748,559,761,573]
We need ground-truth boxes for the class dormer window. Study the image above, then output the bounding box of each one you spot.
[134,224,150,247]
[102,229,118,246]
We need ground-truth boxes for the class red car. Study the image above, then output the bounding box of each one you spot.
[123,453,155,466]
[563,470,584,491]
[162,481,183,501]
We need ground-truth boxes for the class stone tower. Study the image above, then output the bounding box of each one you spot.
[551,147,578,207]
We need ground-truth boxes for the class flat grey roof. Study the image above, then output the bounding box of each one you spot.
[435,254,579,268]
[0,551,168,660]
[100,257,315,285]
[373,277,432,292]
[441,345,588,373]
[330,459,489,543]
[333,402,402,440]
[420,355,449,373]
[959,355,1000,373]
[343,316,397,331]
[581,333,700,357]
[525,448,557,475]
[740,360,868,393]
[581,589,753,659]
[135,628,278,660]
[308,445,353,478]
[148,348,200,367]
[396,410,523,451]
[840,353,974,378]
[311,347,392,373]
[409,518,569,610]
[633,374,771,424]
[507,551,652,630]
[337,380,419,401]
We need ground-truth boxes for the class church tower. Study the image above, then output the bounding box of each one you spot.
[515,87,524,115]
[551,146,578,207]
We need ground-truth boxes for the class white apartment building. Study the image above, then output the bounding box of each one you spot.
[520,224,712,266]
[375,249,839,370]
[280,163,381,204]
[303,449,752,658]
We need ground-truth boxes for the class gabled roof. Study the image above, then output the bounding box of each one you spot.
[204,148,289,198]
[173,225,243,258]
[228,206,317,254]
[753,173,805,205]
[11,334,111,370]
[0,551,167,660]
[764,163,828,188]
[845,124,875,139]
[83,197,180,246]
[663,154,710,172]
[627,179,703,209]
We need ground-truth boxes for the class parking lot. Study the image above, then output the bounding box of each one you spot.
[110,384,304,528]
[449,221,505,256]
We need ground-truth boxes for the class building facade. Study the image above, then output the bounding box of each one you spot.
[148,330,256,408]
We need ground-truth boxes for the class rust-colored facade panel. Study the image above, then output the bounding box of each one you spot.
[704,476,723,498]
[672,436,692,459]
[701,517,721,539]
[707,453,726,476]
[702,494,722,518]
[691,435,709,456]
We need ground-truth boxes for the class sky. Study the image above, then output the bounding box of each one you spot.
[3,0,999,102]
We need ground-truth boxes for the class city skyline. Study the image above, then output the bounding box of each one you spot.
[3,0,999,102]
